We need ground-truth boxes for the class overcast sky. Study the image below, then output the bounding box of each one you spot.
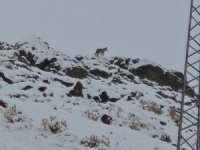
[0,0,191,71]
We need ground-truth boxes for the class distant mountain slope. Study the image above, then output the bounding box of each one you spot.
[0,36,196,150]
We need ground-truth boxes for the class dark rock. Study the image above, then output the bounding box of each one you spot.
[143,80,154,87]
[87,94,92,99]
[54,78,74,87]
[131,91,143,99]
[160,134,171,143]
[0,41,14,50]
[84,65,90,70]
[160,105,165,108]
[36,57,59,71]
[93,96,100,102]
[99,91,110,103]
[109,98,119,102]
[12,94,28,98]
[18,50,61,72]
[38,86,47,92]
[120,73,135,81]
[32,47,36,50]
[43,93,47,97]
[101,114,112,125]
[68,81,84,97]
[157,91,176,101]
[132,59,139,64]
[114,58,128,70]
[131,92,137,97]
[66,67,88,79]
[16,64,31,71]
[130,64,195,97]
[75,56,84,61]
[160,121,167,126]
[184,102,192,106]
[49,93,54,97]
[0,100,8,108]
[152,135,159,138]
[172,71,184,81]
[0,72,13,84]
[89,69,111,79]
[110,60,114,64]
[22,86,33,90]
[112,77,124,84]
[125,58,130,66]
[127,96,132,101]
[126,74,135,81]
[43,80,50,84]
[18,50,36,65]
[33,75,39,80]
[49,122,61,134]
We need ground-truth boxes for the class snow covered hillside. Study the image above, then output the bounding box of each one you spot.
[0,36,196,150]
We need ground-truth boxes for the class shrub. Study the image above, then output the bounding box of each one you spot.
[140,100,162,115]
[80,135,100,148]
[160,134,171,143]
[80,135,110,148]
[4,105,24,123]
[41,116,67,134]
[169,106,180,124]
[84,110,99,121]
[129,116,149,130]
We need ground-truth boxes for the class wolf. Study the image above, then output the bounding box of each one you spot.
[95,47,108,57]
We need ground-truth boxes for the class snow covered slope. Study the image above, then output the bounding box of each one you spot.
[0,36,196,150]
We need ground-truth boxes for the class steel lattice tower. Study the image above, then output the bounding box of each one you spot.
[177,0,200,149]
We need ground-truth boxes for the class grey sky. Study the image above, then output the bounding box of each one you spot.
[0,0,191,71]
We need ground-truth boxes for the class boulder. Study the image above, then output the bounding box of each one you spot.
[18,50,36,65]
[130,64,195,97]
[0,72,13,84]
[0,41,14,50]
[99,91,109,103]
[101,114,112,125]
[68,81,84,97]
[66,67,88,79]
[36,57,60,71]
[22,85,33,90]
[0,100,8,108]
[54,78,74,87]
[114,58,128,70]
[89,69,111,79]
[93,96,100,102]
[38,86,47,92]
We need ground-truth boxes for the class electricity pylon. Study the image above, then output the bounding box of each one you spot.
[177,0,200,149]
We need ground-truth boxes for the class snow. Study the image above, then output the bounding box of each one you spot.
[0,37,196,150]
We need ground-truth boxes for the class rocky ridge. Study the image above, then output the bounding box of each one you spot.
[0,36,196,150]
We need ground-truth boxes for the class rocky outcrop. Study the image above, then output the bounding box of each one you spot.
[89,69,111,79]
[0,41,14,50]
[17,50,61,72]
[113,57,130,70]
[18,50,36,66]
[65,67,88,79]
[54,78,74,87]
[0,100,8,108]
[0,37,196,98]
[130,64,195,97]
[99,91,110,103]
[0,72,13,84]
[36,57,60,71]
[68,81,84,97]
